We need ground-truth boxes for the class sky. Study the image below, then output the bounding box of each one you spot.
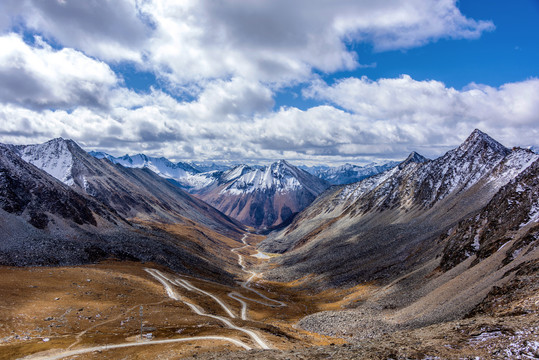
[0,0,538,166]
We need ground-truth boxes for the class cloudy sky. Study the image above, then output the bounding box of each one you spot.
[0,0,538,165]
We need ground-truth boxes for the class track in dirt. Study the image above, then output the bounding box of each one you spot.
[19,233,286,359]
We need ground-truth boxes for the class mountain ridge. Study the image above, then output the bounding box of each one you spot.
[12,138,244,236]
[260,129,537,278]
[193,160,330,228]
[306,160,401,185]
[256,129,539,346]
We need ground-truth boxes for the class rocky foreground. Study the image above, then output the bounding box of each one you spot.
[184,258,539,359]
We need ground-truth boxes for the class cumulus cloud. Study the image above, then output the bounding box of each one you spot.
[0,33,118,110]
[0,0,148,62]
[303,75,539,153]
[140,0,493,86]
[1,0,493,86]
[1,74,538,163]
[1,0,532,164]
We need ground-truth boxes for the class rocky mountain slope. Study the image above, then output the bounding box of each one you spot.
[0,144,239,281]
[0,144,124,232]
[258,129,538,339]
[14,138,243,236]
[0,139,253,283]
[192,160,330,229]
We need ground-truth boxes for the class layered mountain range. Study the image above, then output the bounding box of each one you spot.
[0,138,244,281]
[259,129,539,336]
[1,129,538,358]
[87,152,403,230]
[88,152,332,228]
[14,139,241,233]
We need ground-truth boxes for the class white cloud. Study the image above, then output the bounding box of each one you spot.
[1,75,537,164]
[1,0,493,87]
[0,0,148,62]
[0,33,118,110]
[334,0,494,50]
[1,0,533,165]
[303,75,539,153]
[140,0,493,86]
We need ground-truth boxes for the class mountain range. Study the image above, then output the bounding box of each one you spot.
[1,129,538,359]
[1,138,245,281]
[302,161,400,185]
[87,152,398,229]
[259,129,539,338]
[192,160,330,229]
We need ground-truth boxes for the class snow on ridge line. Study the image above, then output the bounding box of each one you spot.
[16,138,76,186]
[219,162,319,195]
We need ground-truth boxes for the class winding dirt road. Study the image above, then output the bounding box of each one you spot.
[230,234,287,310]
[144,268,271,350]
[21,336,252,360]
[19,233,283,359]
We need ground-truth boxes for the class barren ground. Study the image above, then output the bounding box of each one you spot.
[1,233,538,360]
[0,234,349,360]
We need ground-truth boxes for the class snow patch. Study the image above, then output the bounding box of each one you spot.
[253,251,270,259]
[472,234,481,251]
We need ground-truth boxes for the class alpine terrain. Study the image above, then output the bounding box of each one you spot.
[191,160,330,229]
[253,129,539,358]
[304,161,400,185]
[0,130,538,360]
[87,153,333,229]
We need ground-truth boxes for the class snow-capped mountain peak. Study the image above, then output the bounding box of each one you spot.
[14,137,80,186]
[400,151,429,168]
[457,129,510,156]
[221,160,327,195]
[221,164,255,183]
[194,160,330,228]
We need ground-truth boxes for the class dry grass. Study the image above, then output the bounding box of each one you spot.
[0,258,350,359]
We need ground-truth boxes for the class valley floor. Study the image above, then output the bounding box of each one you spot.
[1,233,537,360]
[0,234,344,360]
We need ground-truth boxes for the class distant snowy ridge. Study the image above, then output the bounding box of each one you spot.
[303,160,400,185]
[96,152,198,177]
[220,160,324,195]
[87,151,218,190]
[89,151,402,190]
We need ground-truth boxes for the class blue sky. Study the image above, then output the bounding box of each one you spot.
[277,0,539,111]
[0,0,537,165]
